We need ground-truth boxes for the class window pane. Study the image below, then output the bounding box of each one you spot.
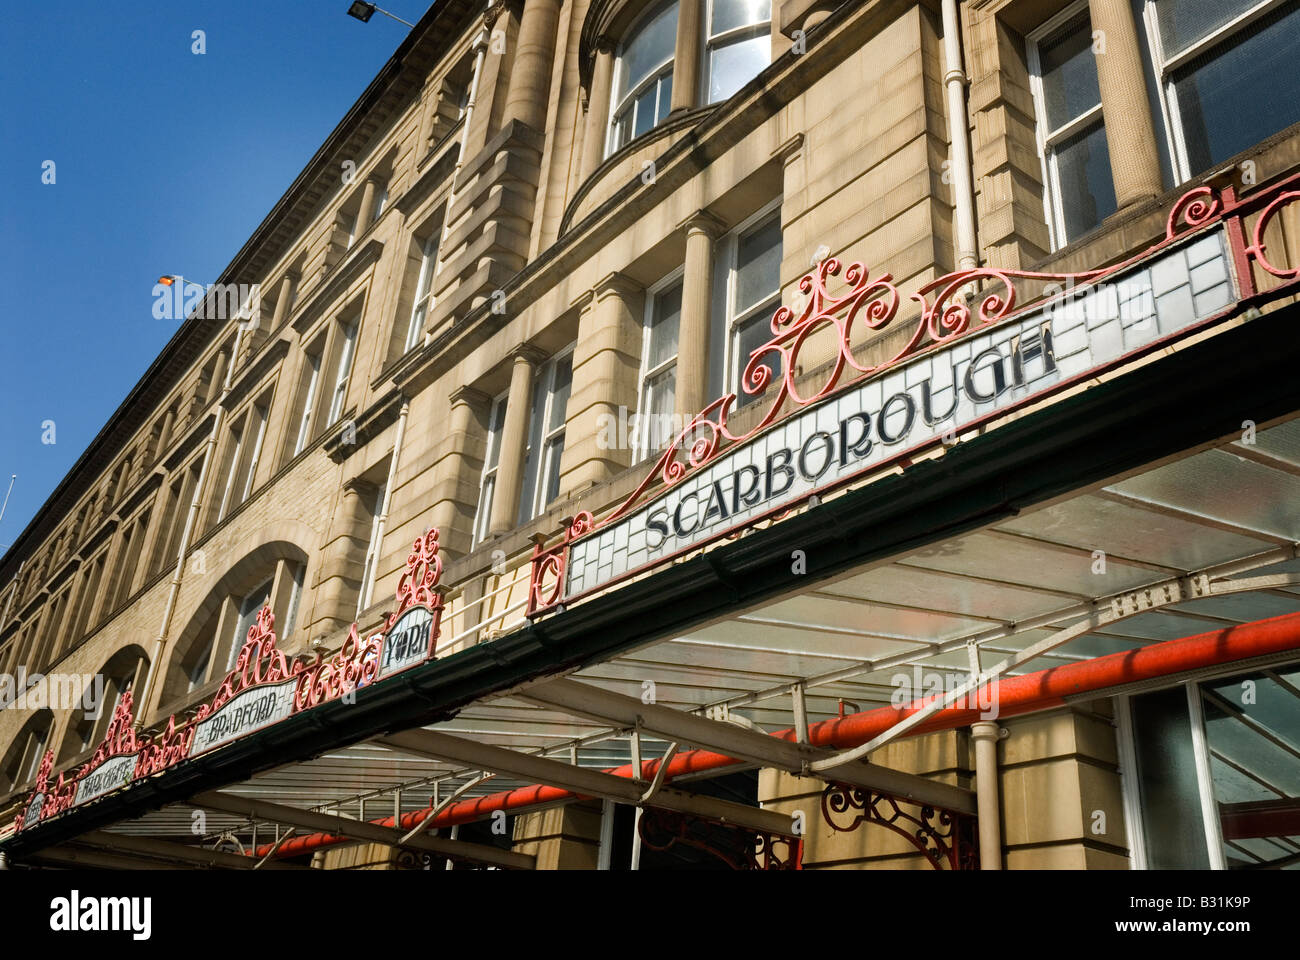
[485,399,506,470]
[711,0,772,35]
[547,357,572,433]
[1171,3,1300,175]
[657,72,673,124]
[1039,15,1101,131]
[474,474,495,543]
[542,434,565,507]
[642,367,676,452]
[1053,119,1117,241]
[633,84,659,139]
[1156,0,1260,55]
[708,33,770,103]
[733,308,780,406]
[1200,667,1300,869]
[649,282,682,368]
[618,2,678,100]
[1130,686,1212,869]
[735,216,782,313]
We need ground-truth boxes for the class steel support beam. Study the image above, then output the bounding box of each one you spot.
[520,677,976,814]
[189,790,533,870]
[376,728,798,835]
[31,845,189,870]
[76,830,306,870]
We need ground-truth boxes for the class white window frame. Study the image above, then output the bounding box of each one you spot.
[702,0,773,105]
[519,348,576,523]
[472,391,509,547]
[634,268,685,462]
[1114,659,1300,870]
[1140,0,1293,183]
[720,201,783,401]
[406,232,439,352]
[327,320,359,428]
[1027,0,1109,251]
[607,0,678,157]
[371,182,389,223]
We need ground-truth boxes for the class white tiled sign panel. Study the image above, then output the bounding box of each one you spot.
[567,232,1233,598]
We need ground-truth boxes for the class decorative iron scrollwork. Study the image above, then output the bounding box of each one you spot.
[637,807,801,871]
[821,782,978,870]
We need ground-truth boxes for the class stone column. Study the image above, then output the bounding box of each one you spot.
[357,178,380,235]
[502,0,562,131]
[489,345,546,535]
[270,272,297,329]
[675,211,725,421]
[1088,0,1163,208]
[580,45,615,181]
[671,0,703,113]
[559,275,645,492]
[428,385,492,554]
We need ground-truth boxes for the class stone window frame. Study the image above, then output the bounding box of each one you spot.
[1026,0,1113,250]
[1138,0,1296,182]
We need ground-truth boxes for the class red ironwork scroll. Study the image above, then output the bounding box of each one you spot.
[526,173,1300,618]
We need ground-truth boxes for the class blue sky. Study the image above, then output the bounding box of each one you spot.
[0,1,428,554]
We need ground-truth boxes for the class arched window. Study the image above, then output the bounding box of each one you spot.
[59,646,149,762]
[165,547,307,708]
[1,710,53,794]
[608,1,679,154]
[603,0,772,158]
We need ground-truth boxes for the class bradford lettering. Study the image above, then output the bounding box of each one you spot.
[202,688,285,745]
[644,326,1056,549]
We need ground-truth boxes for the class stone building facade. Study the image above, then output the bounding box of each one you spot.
[3,0,1300,871]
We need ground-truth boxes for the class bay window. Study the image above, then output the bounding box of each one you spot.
[609,1,678,155]
[706,0,772,103]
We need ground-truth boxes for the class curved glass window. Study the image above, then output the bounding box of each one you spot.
[609,1,678,155]
[706,0,772,103]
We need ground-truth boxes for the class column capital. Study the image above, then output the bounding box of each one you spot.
[449,384,493,409]
[342,476,379,498]
[679,209,727,240]
[593,271,642,301]
[508,343,549,366]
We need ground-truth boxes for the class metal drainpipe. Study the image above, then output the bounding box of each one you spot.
[970,721,1005,869]
[363,399,410,615]
[941,0,979,271]
[137,321,244,723]
[424,15,491,349]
